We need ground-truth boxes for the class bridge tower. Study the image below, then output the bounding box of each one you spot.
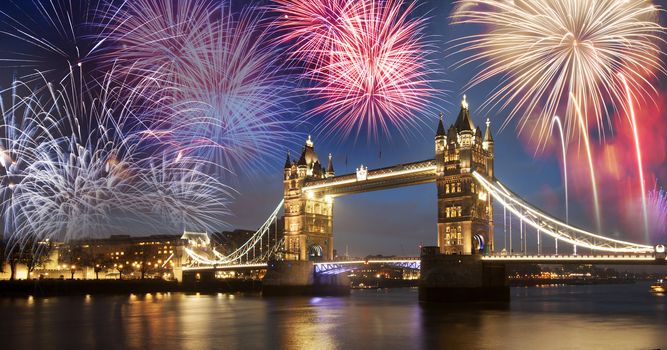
[283,136,335,261]
[435,96,494,255]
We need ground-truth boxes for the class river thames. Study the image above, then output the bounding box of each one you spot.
[0,282,665,350]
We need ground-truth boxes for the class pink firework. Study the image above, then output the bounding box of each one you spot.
[274,0,439,141]
[273,0,365,67]
[648,186,667,239]
[101,0,215,84]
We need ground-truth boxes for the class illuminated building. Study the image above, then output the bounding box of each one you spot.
[281,97,495,261]
[283,136,335,261]
[435,96,495,255]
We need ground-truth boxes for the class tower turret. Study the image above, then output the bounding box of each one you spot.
[297,146,307,177]
[455,95,474,149]
[435,112,446,175]
[483,118,495,178]
[284,151,292,179]
[483,118,494,148]
[326,153,335,177]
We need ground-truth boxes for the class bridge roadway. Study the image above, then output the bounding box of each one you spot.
[481,254,666,265]
[301,159,437,196]
[181,258,422,273]
[182,254,666,273]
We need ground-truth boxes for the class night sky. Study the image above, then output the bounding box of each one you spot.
[1,0,666,257]
[228,0,667,257]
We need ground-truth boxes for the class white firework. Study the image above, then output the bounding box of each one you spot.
[0,69,232,254]
[450,0,666,145]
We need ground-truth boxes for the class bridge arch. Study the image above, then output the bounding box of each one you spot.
[473,234,485,253]
[308,244,324,261]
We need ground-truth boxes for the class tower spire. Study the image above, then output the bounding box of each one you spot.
[436,112,446,136]
[484,118,494,142]
[326,153,335,177]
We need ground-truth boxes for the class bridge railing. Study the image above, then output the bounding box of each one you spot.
[314,258,421,275]
[473,172,654,254]
[185,200,284,266]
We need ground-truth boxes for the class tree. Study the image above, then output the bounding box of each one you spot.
[6,246,26,280]
[114,262,132,280]
[26,241,53,278]
[91,253,112,280]
[5,240,52,280]
[127,244,158,279]
[77,243,112,280]
[59,243,83,279]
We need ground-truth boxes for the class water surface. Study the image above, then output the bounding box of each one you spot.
[0,283,665,350]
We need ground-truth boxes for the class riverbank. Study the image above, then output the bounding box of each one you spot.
[0,279,261,297]
[508,277,635,287]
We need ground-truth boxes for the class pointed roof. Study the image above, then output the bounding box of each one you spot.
[447,124,457,141]
[284,151,291,169]
[313,160,322,173]
[484,118,494,142]
[297,147,307,166]
[326,153,334,174]
[475,126,482,138]
[302,135,319,165]
[454,95,475,132]
[436,112,445,137]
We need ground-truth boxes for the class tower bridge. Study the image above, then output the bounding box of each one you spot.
[281,95,495,261]
[183,96,665,300]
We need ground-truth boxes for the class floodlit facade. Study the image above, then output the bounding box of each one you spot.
[435,96,494,255]
[283,136,336,261]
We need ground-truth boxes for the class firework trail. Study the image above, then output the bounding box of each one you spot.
[274,0,440,141]
[0,69,232,255]
[570,93,601,232]
[647,186,667,239]
[272,0,365,67]
[0,0,112,83]
[619,73,650,243]
[550,116,568,223]
[103,0,297,175]
[100,0,213,84]
[450,0,666,145]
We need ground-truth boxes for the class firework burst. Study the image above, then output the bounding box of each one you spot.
[0,0,111,82]
[0,70,232,254]
[648,186,667,239]
[450,0,666,145]
[100,0,213,84]
[104,1,297,175]
[274,0,440,141]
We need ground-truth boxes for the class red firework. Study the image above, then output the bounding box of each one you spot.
[274,0,438,141]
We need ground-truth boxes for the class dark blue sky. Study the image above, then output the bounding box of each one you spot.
[228,0,619,256]
[1,0,665,256]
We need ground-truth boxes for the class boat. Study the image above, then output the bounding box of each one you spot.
[650,278,665,293]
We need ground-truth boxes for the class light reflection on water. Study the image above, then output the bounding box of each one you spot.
[0,283,665,350]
